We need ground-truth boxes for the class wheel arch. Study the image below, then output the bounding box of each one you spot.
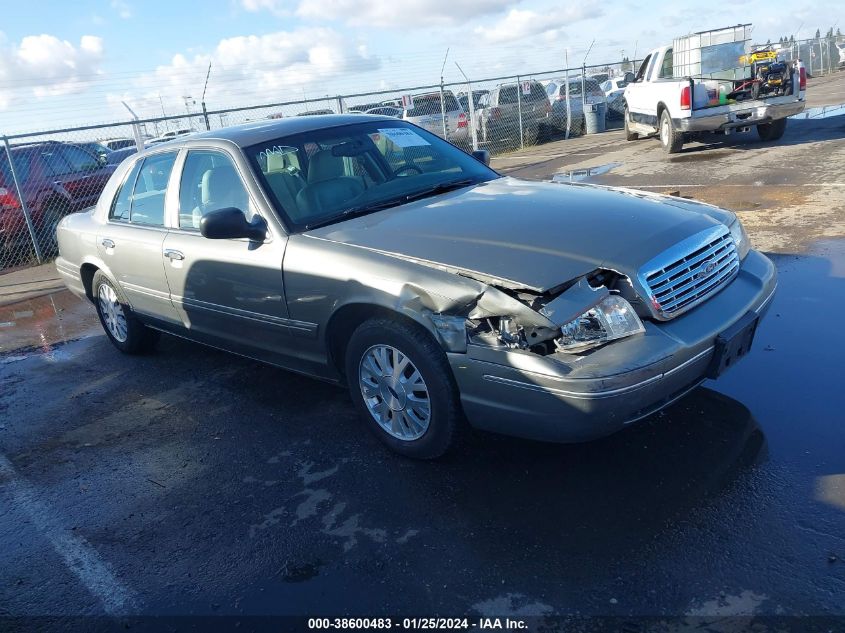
[325,302,442,381]
[78,256,115,303]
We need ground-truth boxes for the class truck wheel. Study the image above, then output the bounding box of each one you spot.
[624,107,638,141]
[345,317,464,459]
[659,110,683,153]
[757,118,787,142]
[92,270,160,354]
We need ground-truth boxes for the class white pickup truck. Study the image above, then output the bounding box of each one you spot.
[623,45,806,153]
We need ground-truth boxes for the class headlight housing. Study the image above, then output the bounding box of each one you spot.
[557,295,645,353]
[729,217,750,260]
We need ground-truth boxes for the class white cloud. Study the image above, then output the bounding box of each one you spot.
[474,5,603,44]
[111,0,132,19]
[295,0,517,28]
[0,34,105,108]
[109,27,379,117]
[240,0,287,16]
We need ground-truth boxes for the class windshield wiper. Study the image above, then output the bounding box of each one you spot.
[304,199,399,230]
[401,178,478,203]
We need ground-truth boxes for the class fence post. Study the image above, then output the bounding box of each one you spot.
[516,74,524,149]
[467,87,478,151]
[438,82,448,140]
[201,102,211,131]
[3,136,42,264]
[336,95,345,114]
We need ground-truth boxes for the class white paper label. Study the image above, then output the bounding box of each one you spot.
[375,128,431,147]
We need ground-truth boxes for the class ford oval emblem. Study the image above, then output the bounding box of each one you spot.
[698,260,717,278]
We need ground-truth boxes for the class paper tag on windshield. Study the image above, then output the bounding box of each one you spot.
[376,128,430,148]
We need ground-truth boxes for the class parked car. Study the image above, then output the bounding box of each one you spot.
[106,147,139,166]
[475,80,550,147]
[401,91,469,146]
[55,115,775,459]
[348,102,385,113]
[624,39,806,153]
[147,129,193,145]
[589,73,610,84]
[101,138,137,151]
[1,141,115,260]
[365,106,403,117]
[457,90,489,114]
[296,109,335,116]
[544,77,607,133]
[601,77,630,119]
[75,141,112,162]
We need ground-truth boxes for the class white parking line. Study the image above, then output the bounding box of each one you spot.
[0,453,139,614]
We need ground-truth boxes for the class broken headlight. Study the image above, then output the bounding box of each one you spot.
[728,217,750,260]
[556,295,645,353]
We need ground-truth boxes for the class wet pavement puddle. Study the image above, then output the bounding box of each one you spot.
[551,162,621,183]
[0,289,100,362]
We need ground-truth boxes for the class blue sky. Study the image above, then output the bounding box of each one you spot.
[0,0,840,134]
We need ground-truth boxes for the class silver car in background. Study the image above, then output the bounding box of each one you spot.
[401,91,469,147]
[56,115,776,459]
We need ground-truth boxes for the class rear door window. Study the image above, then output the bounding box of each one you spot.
[109,160,144,222]
[40,148,72,176]
[131,152,177,226]
[658,48,674,79]
[61,145,100,172]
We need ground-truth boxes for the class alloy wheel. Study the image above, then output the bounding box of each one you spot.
[98,283,128,342]
[359,344,431,441]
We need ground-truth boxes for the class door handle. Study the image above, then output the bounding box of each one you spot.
[163,249,185,261]
[101,238,115,248]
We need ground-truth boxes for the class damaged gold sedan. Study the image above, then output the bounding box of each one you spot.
[56,115,776,458]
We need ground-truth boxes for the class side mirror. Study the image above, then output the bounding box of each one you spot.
[472,149,490,166]
[200,207,267,241]
[624,71,636,83]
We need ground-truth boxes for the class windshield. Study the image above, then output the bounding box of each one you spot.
[246,120,498,231]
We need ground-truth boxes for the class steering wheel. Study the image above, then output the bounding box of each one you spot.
[393,164,423,176]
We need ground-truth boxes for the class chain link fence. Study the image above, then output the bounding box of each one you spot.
[1,36,841,272]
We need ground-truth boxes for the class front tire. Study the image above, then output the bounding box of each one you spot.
[345,317,463,459]
[624,107,638,141]
[93,271,159,354]
[659,109,683,153]
[757,118,787,142]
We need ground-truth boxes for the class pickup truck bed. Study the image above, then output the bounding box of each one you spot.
[624,44,806,153]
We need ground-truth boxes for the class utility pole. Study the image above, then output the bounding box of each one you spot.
[201,62,212,130]
[439,48,450,140]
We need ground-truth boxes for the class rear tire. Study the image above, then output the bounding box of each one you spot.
[757,118,787,142]
[345,317,464,459]
[659,109,683,153]
[92,271,159,354]
[624,107,638,141]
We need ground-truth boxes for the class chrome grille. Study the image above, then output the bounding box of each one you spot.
[641,227,740,320]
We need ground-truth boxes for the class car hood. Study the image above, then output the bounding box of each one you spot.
[306,177,733,292]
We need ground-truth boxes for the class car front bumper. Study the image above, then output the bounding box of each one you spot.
[447,249,776,442]
[675,101,805,133]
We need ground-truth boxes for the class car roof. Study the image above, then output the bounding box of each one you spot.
[173,114,395,148]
